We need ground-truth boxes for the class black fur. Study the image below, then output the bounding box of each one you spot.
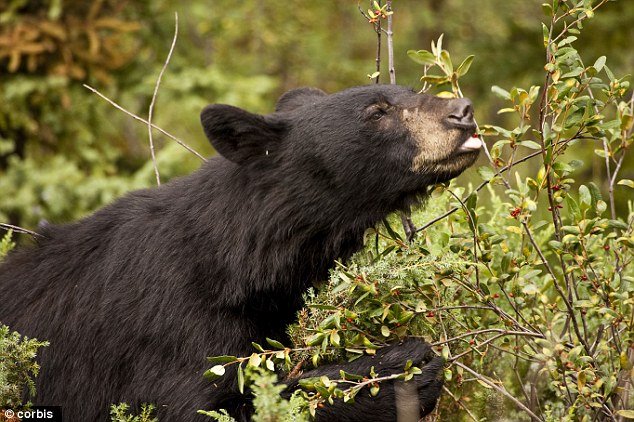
[0,85,478,421]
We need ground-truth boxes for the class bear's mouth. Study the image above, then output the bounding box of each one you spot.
[456,134,482,153]
[431,133,481,176]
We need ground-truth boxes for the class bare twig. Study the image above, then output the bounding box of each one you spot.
[453,361,544,421]
[0,223,43,238]
[380,4,394,79]
[442,386,479,422]
[83,84,207,162]
[431,328,543,347]
[381,1,415,240]
[147,12,179,186]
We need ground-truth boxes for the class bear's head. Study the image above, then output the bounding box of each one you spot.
[201,85,480,207]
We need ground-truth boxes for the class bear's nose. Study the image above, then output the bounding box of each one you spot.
[446,98,475,129]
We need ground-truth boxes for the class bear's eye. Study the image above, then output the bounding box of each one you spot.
[367,103,391,121]
[370,109,387,121]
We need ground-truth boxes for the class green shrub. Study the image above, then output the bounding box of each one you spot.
[1,231,49,409]
[110,403,158,422]
[0,325,48,408]
[199,367,309,422]
[206,2,633,420]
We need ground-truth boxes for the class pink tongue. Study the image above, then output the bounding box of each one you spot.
[461,136,482,150]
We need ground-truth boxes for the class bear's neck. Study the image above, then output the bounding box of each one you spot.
[213,160,413,287]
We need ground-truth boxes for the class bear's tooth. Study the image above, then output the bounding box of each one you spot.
[461,137,482,150]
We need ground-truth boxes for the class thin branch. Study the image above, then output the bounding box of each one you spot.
[83,84,207,162]
[417,150,542,233]
[431,328,543,347]
[453,361,544,421]
[0,223,43,238]
[374,1,381,84]
[147,12,179,186]
[386,1,395,84]
[442,386,479,422]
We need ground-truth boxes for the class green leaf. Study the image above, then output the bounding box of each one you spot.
[617,179,634,188]
[593,56,606,72]
[542,22,549,47]
[607,220,628,230]
[421,75,449,84]
[203,365,226,381]
[465,193,478,231]
[266,338,285,349]
[604,65,615,82]
[557,36,577,47]
[206,355,238,365]
[561,67,584,79]
[522,284,540,295]
[491,85,511,100]
[588,182,602,203]
[579,185,591,207]
[477,379,493,389]
[456,55,474,77]
[432,33,444,57]
[248,353,262,367]
[477,166,496,181]
[237,364,245,393]
[520,140,542,150]
[339,370,364,381]
[436,91,457,98]
[381,325,390,337]
[440,50,453,73]
[407,50,436,66]
[542,3,553,16]
[616,410,634,418]
[330,330,341,346]
[382,218,403,241]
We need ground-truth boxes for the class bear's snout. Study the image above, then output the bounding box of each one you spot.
[445,98,475,130]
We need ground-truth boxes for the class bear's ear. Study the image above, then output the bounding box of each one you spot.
[275,87,327,112]
[201,104,286,164]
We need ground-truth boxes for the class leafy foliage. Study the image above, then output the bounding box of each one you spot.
[200,367,310,422]
[0,325,48,408]
[0,231,49,409]
[0,230,14,259]
[206,2,633,420]
[109,403,158,422]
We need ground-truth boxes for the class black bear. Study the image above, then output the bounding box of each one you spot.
[0,84,480,421]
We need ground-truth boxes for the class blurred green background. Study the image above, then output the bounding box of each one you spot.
[0,0,632,231]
